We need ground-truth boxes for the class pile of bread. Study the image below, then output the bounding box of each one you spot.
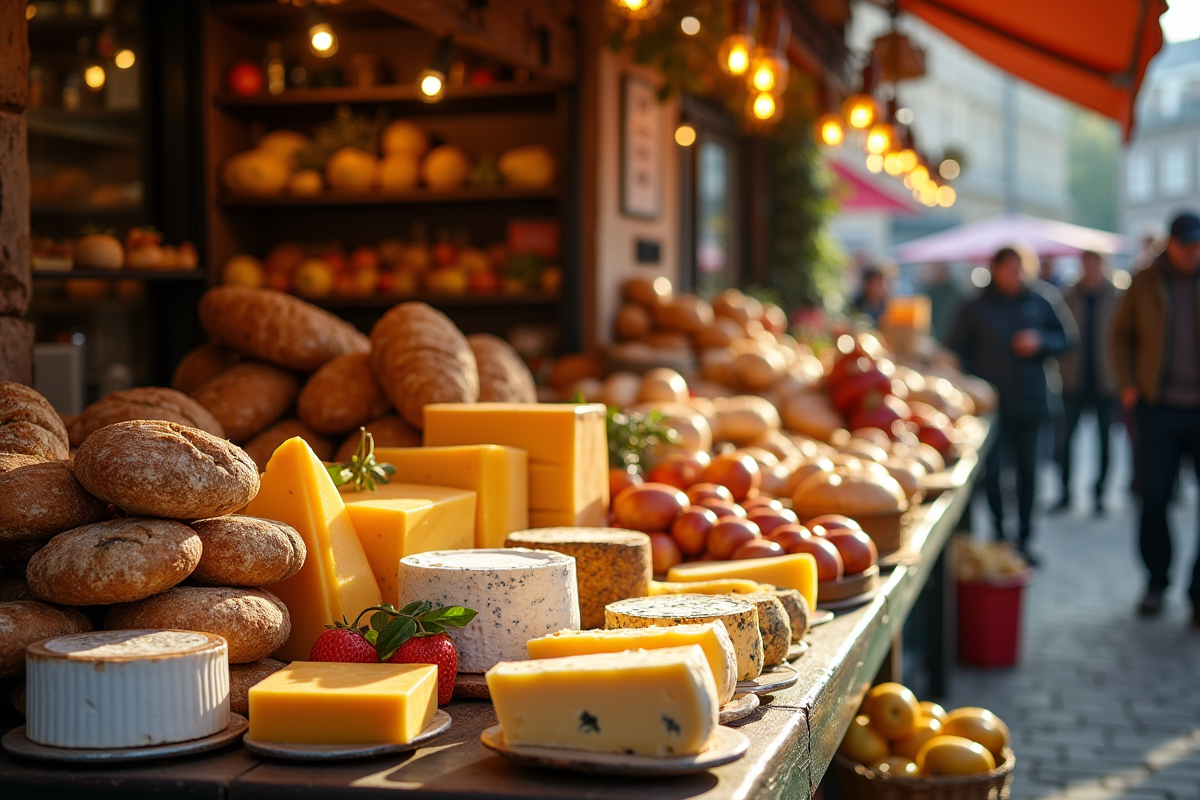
[64,287,537,472]
[0,382,304,716]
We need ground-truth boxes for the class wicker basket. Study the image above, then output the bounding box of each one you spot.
[832,749,1015,800]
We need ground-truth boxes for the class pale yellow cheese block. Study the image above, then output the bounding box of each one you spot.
[666,553,818,613]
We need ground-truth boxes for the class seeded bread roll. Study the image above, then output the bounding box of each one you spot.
[172,342,242,395]
[242,418,334,472]
[189,515,305,586]
[199,286,369,372]
[26,517,202,606]
[0,382,69,460]
[467,333,537,404]
[333,414,421,463]
[0,460,109,543]
[74,420,260,519]
[0,600,93,677]
[68,386,225,447]
[190,362,300,444]
[0,453,43,474]
[105,586,291,664]
[296,352,390,435]
[229,658,286,716]
[370,302,479,429]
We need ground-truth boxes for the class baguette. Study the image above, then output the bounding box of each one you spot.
[0,382,69,460]
[190,362,299,443]
[68,386,225,447]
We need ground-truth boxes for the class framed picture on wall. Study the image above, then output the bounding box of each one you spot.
[621,74,662,219]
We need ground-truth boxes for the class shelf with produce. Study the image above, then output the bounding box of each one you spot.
[31,269,209,282]
[214,81,565,109]
[217,185,559,207]
[311,291,560,310]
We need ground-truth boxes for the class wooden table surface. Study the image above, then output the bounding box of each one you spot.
[0,432,987,800]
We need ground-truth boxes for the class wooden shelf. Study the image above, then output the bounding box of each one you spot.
[218,185,558,207]
[31,270,208,281]
[313,292,560,309]
[214,81,564,108]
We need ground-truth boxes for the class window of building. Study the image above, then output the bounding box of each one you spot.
[1161,145,1191,198]
[1127,152,1152,202]
[679,96,743,294]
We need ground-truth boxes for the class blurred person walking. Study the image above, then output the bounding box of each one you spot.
[849,264,891,325]
[1054,251,1121,516]
[919,263,964,344]
[950,247,1078,566]
[1111,212,1200,621]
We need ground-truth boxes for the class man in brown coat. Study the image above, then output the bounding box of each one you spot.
[1110,212,1200,620]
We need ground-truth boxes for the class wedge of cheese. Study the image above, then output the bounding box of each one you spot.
[340,482,476,602]
[422,403,608,527]
[248,661,437,745]
[486,646,718,757]
[374,446,528,549]
[245,437,382,661]
[526,622,738,705]
[666,553,818,613]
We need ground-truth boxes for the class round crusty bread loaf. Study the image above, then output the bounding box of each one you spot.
[189,515,305,586]
[190,362,299,444]
[296,352,391,436]
[26,517,202,606]
[172,342,242,395]
[229,658,286,716]
[0,382,69,460]
[241,418,334,472]
[68,387,225,448]
[0,600,93,677]
[74,420,260,519]
[0,453,43,474]
[104,586,291,664]
[198,286,369,372]
[333,415,421,463]
[0,460,109,543]
[467,333,537,403]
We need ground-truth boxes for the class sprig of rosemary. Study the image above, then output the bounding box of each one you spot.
[326,428,396,492]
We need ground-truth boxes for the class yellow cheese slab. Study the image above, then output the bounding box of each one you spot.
[340,483,477,602]
[245,437,382,661]
[248,661,437,745]
[666,554,818,613]
[374,446,528,549]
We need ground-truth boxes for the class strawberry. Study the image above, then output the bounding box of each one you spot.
[309,627,377,663]
[387,633,458,705]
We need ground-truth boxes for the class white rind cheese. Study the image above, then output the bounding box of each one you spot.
[26,629,230,749]
[742,592,792,665]
[605,594,764,680]
[397,548,580,673]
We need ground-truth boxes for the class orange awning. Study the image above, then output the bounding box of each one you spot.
[896,0,1168,138]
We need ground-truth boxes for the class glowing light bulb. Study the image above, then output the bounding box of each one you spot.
[866,153,884,173]
[919,183,938,206]
[909,165,930,190]
[680,16,700,35]
[883,152,904,176]
[897,149,918,174]
[418,70,445,102]
[309,23,338,57]
[611,0,663,19]
[674,123,697,146]
[84,65,106,90]
[843,94,877,129]
[718,34,755,76]
[865,123,893,155]
[939,158,961,180]
[937,185,957,207]
[748,51,787,95]
[814,113,845,147]
[114,49,135,69]
[751,92,777,120]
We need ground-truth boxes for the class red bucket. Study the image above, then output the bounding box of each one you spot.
[956,570,1035,667]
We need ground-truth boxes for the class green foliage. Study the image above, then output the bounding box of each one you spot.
[607,407,678,470]
[1068,109,1119,232]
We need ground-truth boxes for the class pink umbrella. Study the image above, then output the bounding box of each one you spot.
[894,213,1133,264]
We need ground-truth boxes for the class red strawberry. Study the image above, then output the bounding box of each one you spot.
[386,633,457,705]
[309,628,377,663]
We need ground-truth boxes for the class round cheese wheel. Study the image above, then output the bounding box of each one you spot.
[773,588,809,642]
[604,594,764,680]
[397,549,580,673]
[742,592,791,665]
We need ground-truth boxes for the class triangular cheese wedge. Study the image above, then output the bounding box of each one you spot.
[246,437,382,661]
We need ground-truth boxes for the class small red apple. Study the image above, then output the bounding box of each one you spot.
[227,61,264,97]
[746,507,799,537]
[789,536,845,582]
[648,532,682,574]
[805,514,863,535]
[824,529,877,576]
[706,518,761,559]
[765,523,811,552]
[671,506,718,556]
[609,467,643,500]
[687,483,734,505]
[732,539,785,559]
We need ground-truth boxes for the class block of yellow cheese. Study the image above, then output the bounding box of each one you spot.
[486,646,718,757]
[244,437,382,661]
[340,482,477,602]
[422,403,608,526]
[248,661,437,745]
[666,554,818,613]
[374,446,527,549]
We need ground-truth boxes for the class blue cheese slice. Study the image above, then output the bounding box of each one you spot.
[741,592,792,665]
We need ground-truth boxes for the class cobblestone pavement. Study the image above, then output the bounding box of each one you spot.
[943,418,1200,800]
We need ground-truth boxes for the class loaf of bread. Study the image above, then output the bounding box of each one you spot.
[199,286,369,372]
[105,586,291,664]
[68,386,225,447]
[467,333,536,403]
[190,362,299,444]
[333,414,421,462]
[0,600,92,677]
[189,515,305,586]
[0,382,69,460]
[296,352,390,435]
[0,461,109,543]
[0,453,43,474]
[241,418,334,472]
[172,342,242,395]
[26,517,202,605]
[229,658,286,716]
[74,421,260,519]
[370,302,479,428]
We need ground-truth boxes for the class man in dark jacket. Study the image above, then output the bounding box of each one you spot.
[950,247,1078,565]
[1110,212,1200,620]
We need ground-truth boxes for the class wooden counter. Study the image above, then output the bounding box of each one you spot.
[0,433,987,800]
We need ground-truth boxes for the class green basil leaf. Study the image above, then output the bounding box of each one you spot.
[417,621,444,635]
[375,617,416,661]
[398,600,426,616]
[370,611,391,632]
[423,606,478,627]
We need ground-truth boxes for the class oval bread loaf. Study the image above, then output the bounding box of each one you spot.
[229,658,286,716]
[242,418,334,472]
[0,601,92,677]
[467,333,536,404]
[198,286,369,372]
[333,415,421,462]
[0,460,109,543]
[0,453,43,474]
[190,362,300,444]
[296,352,390,435]
[26,517,202,606]
[0,382,69,460]
[68,386,225,447]
[189,515,305,586]
[172,342,242,395]
[74,420,260,519]
[742,591,792,665]
[104,586,291,664]
[773,588,809,642]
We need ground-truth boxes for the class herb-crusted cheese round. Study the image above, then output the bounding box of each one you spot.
[742,592,791,665]
[397,548,580,673]
[773,588,808,642]
[604,594,764,680]
[505,528,651,629]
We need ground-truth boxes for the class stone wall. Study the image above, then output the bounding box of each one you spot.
[0,0,31,384]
